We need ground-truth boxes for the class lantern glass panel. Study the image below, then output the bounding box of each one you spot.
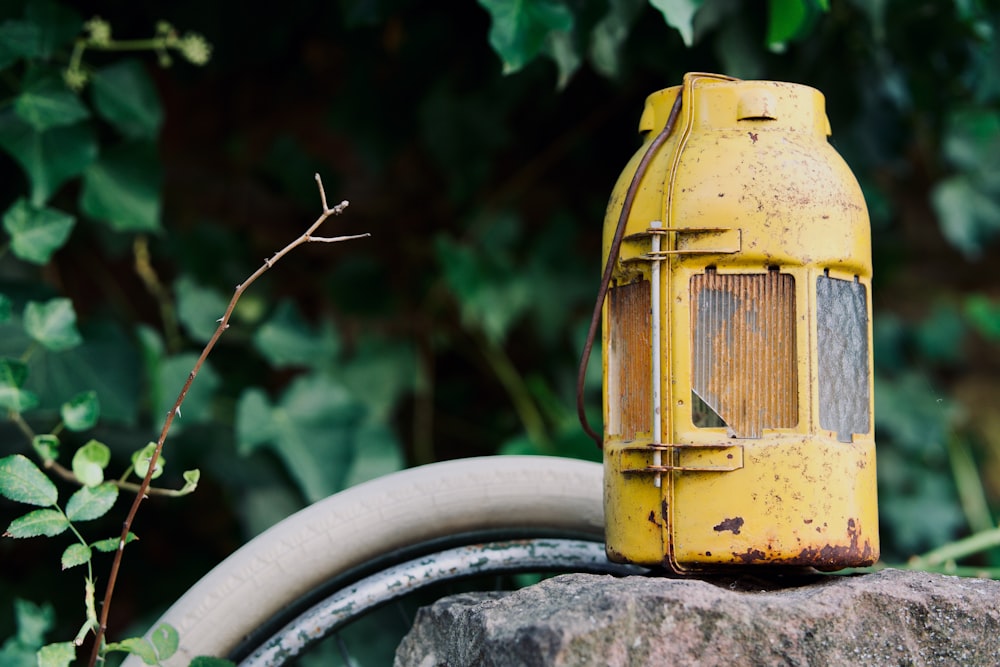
[690,269,798,438]
[817,274,870,442]
[607,280,651,440]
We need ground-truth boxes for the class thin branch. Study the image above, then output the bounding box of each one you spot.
[88,175,364,666]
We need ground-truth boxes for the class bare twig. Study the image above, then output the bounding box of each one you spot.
[88,175,367,666]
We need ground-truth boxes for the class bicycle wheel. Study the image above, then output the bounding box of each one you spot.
[125,456,612,666]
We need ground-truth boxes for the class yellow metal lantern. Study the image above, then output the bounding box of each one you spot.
[599,72,878,572]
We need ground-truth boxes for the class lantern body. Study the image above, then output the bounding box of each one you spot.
[602,73,878,572]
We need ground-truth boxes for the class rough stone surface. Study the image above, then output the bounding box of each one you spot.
[394,569,1000,666]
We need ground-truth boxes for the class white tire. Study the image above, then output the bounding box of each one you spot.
[125,456,604,666]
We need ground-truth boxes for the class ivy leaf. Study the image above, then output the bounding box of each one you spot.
[65,483,118,521]
[61,543,91,570]
[80,141,162,232]
[25,0,82,59]
[150,623,179,661]
[61,390,100,431]
[931,174,1000,258]
[589,0,645,78]
[2,199,76,264]
[24,298,82,352]
[14,66,90,131]
[5,508,69,538]
[12,598,54,648]
[0,454,57,506]
[90,59,164,140]
[765,0,824,50]
[0,20,44,69]
[649,0,704,47]
[478,0,575,74]
[71,440,110,487]
[91,532,138,552]
[0,358,39,413]
[175,274,228,344]
[253,299,339,369]
[236,375,367,502]
[0,111,98,207]
[36,642,75,667]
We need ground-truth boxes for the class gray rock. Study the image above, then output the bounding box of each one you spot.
[395,569,1000,666]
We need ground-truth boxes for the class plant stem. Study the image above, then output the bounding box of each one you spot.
[908,526,1000,570]
[478,334,552,452]
[87,174,366,667]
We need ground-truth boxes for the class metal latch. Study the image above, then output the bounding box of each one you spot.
[622,226,742,260]
[620,442,744,474]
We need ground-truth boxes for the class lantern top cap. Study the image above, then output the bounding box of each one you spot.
[638,73,832,138]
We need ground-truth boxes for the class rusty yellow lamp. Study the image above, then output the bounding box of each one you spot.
[579,72,878,573]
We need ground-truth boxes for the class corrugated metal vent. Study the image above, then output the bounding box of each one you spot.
[691,269,797,438]
[817,274,870,442]
[607,280,651,439]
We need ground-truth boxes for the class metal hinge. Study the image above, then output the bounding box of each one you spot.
[620,442,744,474]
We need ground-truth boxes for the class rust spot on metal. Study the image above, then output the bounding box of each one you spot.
[661,499,669,523]
[713,516,744,535]
[648,510,657,524]
[733,547,766,564]
[748,131,758,143]
[803,518,813,524]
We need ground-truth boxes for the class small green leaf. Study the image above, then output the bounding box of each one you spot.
[0,454,57,506]
[14,67,90,131]
[104,637,158,666]
[0,293,10,323]
[24,298,83,351]
[65,483,117,521]
[180,469,200,494]
[0,111,98,207]
[131,442,164,480]
[5,508,69,538]
[61,543,91,570]
[71,440,110,487]
[649,0,704,47]
[61,390,100,431]
[36,641,75,667]
[2,199,76,264]
[966,294,1000,341]
[0,358,39,412]
[478,0,575,74]
[150,623,179,660]
[90,60,164,140]
[91,532,138,552]
[32,434,59,462]
[80,141,162,232]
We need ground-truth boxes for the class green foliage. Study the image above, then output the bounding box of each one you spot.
[0,454,57,506]
[24,298,82,352]
[71,440,110,487]
[2,199,75,264]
